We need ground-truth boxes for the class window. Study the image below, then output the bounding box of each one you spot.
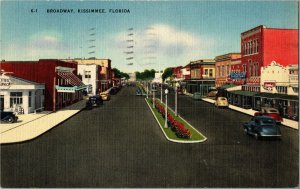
[248,60,252,77]
[242,64,247,74]
[10,92,23,107]
[209,69,213,77]
[249,41,252,54]
[85,71,91,78]
[29,91,32,107]
[276,86,287,94]
[221,65,225,77]
[226,65,230,75]
[218,66,221,77]
[256,40,259,53]
[204,69,208,76]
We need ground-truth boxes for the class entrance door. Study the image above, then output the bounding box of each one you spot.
[0,95,4,111]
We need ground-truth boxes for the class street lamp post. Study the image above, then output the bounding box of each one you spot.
[153,84,155,108]
[164,88,169,128]
[160,79,163,102]
[146,81,149,99]
[175,82,179,116]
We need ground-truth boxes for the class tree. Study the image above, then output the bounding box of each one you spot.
[112,68,130,79]
[162,67,173,81]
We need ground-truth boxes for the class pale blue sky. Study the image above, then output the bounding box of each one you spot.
[1,1,298,72]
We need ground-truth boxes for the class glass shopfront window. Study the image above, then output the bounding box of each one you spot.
[10,92,23,107]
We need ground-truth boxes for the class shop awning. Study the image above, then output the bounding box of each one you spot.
[220,84,238,89]
[57,71,84,86]
[254,92,298,101]
[228,90,258,97]
[56,71,87,93]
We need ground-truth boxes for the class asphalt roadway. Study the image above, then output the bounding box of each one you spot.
[1,86,298,187]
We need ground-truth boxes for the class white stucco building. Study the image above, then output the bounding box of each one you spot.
[261,61,298,95]
[77,64,101,95]
[0,74,45,114]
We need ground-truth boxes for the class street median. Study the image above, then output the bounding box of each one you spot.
[145,98,207,143]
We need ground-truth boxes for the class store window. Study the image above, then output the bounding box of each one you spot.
[249,41,252,54]
[276,86,288,94]
[10,92,23,107]
[85,71,91,78]
[221,65,225,77]
[29,91,32,107]
[209,69,213,77]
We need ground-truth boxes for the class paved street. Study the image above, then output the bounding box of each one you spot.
[1,86,298,187]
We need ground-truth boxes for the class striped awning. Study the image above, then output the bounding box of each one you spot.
[57,71,84,86]
[56,71,87,93]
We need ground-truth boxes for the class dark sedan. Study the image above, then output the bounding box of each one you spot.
[0,111,18,123]
[243,116,281,139]
[86,95,103,109]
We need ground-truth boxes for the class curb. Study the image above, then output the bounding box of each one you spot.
[0,100,86,144]
[145,98,207,143]
[0,111,52,134]
[201,97,298,130]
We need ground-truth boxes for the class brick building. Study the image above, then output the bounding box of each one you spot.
[215,53,241,87]
[240,25,298,92]
[0,59,86,112]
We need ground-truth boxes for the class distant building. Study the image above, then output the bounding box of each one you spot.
[77,64,102,95]
[62,58,112,92]
[186,59,215,95]
[152,71,163,83]
[215,53,241,87]
[127,72,136,82]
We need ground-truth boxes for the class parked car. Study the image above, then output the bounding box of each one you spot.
[215,97,229,108]
[207,90,218,97]
[100,92,110,101]
[86,95,103,109]
[0,111,18,123]
[135,89,142,96]
[254,107,283,124]
[109,87,118,95]
[243,116,281,139]
[192,92,202,100]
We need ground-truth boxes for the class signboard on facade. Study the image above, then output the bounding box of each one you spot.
[230,72,246,80]
[263,82,276,91]
[0,76,11,89]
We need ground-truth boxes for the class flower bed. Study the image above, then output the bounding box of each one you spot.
[152,99,192,139]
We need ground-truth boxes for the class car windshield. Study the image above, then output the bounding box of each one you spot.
[260,118,276,125]
[268,109,279,113]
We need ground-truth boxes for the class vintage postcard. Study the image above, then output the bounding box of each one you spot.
[0,0,298,188]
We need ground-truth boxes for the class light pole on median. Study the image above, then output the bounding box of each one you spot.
[161,78,163,102]
[164,88,169,128]
[175,82,180,116]
[152,83,155,108]
[146,81,149,99]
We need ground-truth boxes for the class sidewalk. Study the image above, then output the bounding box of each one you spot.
[200,97,298,130]
[0,99,87,144]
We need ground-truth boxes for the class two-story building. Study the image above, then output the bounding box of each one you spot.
[215,53,241,88]
[186,59,215,96]
[62,58,112,92]
[253,61,298,120]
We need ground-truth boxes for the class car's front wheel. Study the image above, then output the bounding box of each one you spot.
[8,117,14,123]
[254,133,260,140]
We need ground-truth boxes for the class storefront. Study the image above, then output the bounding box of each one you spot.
[0,74,45,114]
[186,80,215,96]
[254,93,299,121]
[227,90,258,109]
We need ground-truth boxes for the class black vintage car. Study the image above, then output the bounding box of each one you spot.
[86,95,103,109]
[0,111,18,123]
[243,116,281,140]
